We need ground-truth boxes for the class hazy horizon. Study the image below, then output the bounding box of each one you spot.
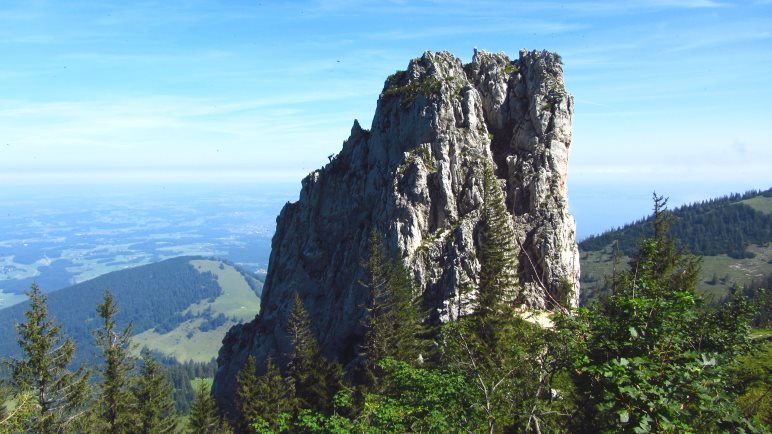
[1,2,770,258]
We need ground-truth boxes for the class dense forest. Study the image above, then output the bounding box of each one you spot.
[0,256,226,365]
[1,194,769,433]
[580,188,772,259]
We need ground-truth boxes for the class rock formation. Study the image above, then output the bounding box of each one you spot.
[213,48,580,414]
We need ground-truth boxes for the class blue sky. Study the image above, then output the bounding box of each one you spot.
[0,0,770,237]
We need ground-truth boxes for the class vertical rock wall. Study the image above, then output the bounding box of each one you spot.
[213,49,580,414]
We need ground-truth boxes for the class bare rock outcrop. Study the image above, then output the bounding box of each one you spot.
[213,49,580,414]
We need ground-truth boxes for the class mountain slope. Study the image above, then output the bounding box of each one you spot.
[0,256,261,365]
[579,189,772,303]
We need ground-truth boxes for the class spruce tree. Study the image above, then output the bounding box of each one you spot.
[133,351,177,434]
[437,163,575,433]
[476,161,519,320]
[94,290,136,434]
[287,292,343,413]
[237,357,296,432]
[188,381,227,434]
[235,355,261,432]
[359,231,424,388]
[7,283,90,433]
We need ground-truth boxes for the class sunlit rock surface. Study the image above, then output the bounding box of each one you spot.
[213,49,580,415]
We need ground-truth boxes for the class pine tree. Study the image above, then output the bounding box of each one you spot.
[476,161,519,320]
[133,351,177,434]
[188,381,228,434]
[437,163,576,433]
[237,357,296,432]
[626,193,700,294]
[358,231,424,389]
[7,283,90,433]
[286,292,343,413]
[235,355,261,432]
[94,290,136,434]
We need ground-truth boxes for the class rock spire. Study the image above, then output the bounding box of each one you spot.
[213,48,580,413]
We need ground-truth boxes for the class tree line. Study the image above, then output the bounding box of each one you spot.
[580,188,772,259]
[0,286,183,433]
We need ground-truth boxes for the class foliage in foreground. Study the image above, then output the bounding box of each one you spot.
[564,195,760,433]
[228,194,766,433]
[0,288,182,434]
[4,283,91,433]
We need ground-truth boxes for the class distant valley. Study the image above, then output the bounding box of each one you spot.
[0,256,261,365]
[0,185,292,309]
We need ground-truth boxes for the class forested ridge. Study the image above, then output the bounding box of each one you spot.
[0,256,263,367]
[580,188,772,259]
[0,256,227,365]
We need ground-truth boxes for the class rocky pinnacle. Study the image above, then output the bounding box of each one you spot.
[213,49,580,414]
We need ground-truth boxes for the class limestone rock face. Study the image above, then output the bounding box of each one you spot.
[213,49,580,414]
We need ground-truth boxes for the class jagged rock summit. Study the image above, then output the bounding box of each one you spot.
[213,48,580,413]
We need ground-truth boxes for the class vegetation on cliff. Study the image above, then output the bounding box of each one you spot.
[216,196,768,433]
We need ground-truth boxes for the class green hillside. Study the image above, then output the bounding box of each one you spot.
[579,188,772,304]
[0,256,261,366]
[132,259,262,362]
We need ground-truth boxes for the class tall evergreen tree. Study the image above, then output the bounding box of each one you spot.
[238,357,296,432]
[358,231,424,388]
[94,290,136,434]
[437,164,576,433]
[7,283,90,433]
[476,161,519,320]
[235,355,261,433]
[188,381,230,434]
[626,194,700,293]
[286,292,342,413]
[133,351,177,434]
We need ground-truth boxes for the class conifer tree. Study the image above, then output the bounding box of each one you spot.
[476,161,519,321]
[188,381,229,434]
[287,292,342,413]
[359,231,424,388]
[237,356,296,432]
[438,163,575,433]
[133,351,177,434]
[94,290,136,434]
[7,283,90,433]
[235,355,260,432]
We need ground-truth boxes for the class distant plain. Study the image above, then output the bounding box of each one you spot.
[0,183,294,308]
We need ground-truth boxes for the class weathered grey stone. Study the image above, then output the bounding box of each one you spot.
[212,49,581,415]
